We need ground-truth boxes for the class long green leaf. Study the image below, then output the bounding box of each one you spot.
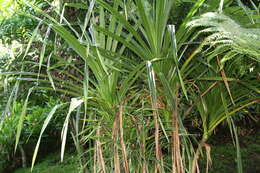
[61,98,83,162]
[15,87,33,152]
[31,104,63,170]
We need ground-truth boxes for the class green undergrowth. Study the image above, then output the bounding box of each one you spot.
[201,132,260,173]
[207,144,260,173]
[12,133,260,173]
[12,153,79,173]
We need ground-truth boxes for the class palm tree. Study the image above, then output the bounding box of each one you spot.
[0,0,259,172]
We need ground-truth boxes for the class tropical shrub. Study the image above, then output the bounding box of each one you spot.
[0,0,259,173]
[0,96,64,172]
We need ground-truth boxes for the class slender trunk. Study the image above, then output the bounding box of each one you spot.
[94,140,97,173]
[153,106,163,173]
[118,104,130,173]
[171,84,184,173]
[191,139,208,173]
[140,123,147,173]
[19,145,26,168]
[134,115,147,173]
[192,145,201,173]
[96,123,106,173]
[112,111,120,173]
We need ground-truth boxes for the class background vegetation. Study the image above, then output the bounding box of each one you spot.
[0,0,259,173]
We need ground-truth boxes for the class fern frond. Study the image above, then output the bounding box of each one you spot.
[188,12,260,62]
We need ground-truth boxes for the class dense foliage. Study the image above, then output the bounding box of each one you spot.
[0,0,259,173]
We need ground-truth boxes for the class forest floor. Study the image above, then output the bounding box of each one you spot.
[12,153,79,173]
[11,127,260,173]
[203,129,260,173]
